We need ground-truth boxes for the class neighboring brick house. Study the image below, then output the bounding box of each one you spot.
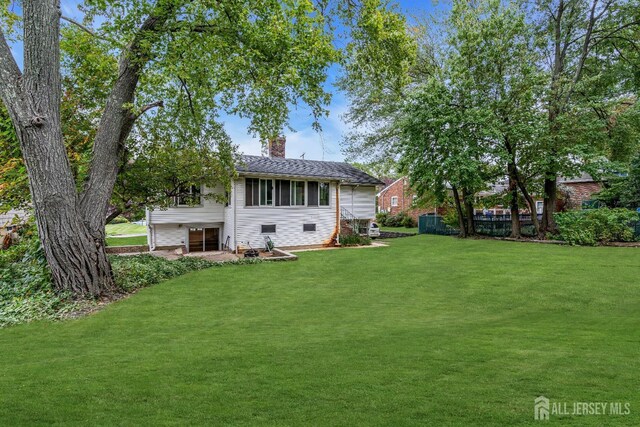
[377,173,602,222]
[377,177,437,221]
[558,173,603,209]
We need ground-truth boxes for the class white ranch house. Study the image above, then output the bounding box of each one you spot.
[146,139,383,252]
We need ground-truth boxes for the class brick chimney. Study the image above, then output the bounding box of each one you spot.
[268,136,286,158]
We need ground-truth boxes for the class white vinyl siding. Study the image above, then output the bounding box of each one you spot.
[150,178,379,251]
[234,180,337,248]
[340,185,376,219]
[153,224,185,247]
[148,185,225,224]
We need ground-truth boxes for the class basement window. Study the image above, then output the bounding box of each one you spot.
[261,224,276,234]
[303,223,316,232]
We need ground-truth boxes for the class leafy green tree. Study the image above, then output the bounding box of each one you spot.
[450,0,551,237]
[534,0,640,233]
[337,0,418,163]
[0,103,28,211]
[595,152,640,208]
[397,78,494,237]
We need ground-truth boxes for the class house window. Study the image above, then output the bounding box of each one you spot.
[275,179,291,206]
[391,196,398,207]
[261,224,276,233]
[175,185,201,206]
[291,181,305,206]
[245,178,259,206]
[536,201,543,214]
[260,179,273,206]
[319,182,330,206]
[307,181,329,207]
[307,181,319,207]
[303,223,316,232]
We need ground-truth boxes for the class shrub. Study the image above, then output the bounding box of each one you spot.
[0,224,84,327]
[110,255,216,292]
[400,213,415,228]
[0,224,262,327]
[375,211,389,226]
[555,208,639,246]
[378,211,415,228]
[442,209,460,229]
[110,255,263,292]
[109,216,130,224]
[339,234,372,246]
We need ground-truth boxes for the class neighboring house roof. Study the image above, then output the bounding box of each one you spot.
[380,177,398,188]
[238,155,385,186]
[558,173,596,184]
[477,181,509,197]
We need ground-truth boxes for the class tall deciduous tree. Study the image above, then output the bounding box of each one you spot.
[0,0,384,296]
[535,0,640,233]
[397,79,494,237]
[449,0,545,237]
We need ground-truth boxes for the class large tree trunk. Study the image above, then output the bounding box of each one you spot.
[0,0,115,296]
[452,186,467,238]
[507,166,521,239]
[79,14,168,236]
[542,176,558,234]
[513,171,542,238]
[462,188,476,236]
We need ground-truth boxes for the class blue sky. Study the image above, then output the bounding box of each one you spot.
[11,1,445,162]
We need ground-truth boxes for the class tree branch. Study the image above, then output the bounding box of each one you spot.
[79,7,177,231]
[60,15,123,47]
[563,0,600,109]
[132,100,164,121]
[0,28,24,114]
[177,76,196,116]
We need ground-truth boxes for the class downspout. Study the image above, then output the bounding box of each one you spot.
[336,181,341,245]
[233,181,238,255]
[146,207,155,251]
[402,178,405,211]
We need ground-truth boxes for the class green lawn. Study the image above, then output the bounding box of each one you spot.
[106,235,148,247]
[105,222,147,236]
[380,225,419,234]
[1,236,639,425]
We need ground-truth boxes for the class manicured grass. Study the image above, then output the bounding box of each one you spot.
[106,235,148,247]
[105,222,147,236]
[1,236,639,425]
[380,225,419,234]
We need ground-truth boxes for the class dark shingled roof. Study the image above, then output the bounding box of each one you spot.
[238,155,384,186]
